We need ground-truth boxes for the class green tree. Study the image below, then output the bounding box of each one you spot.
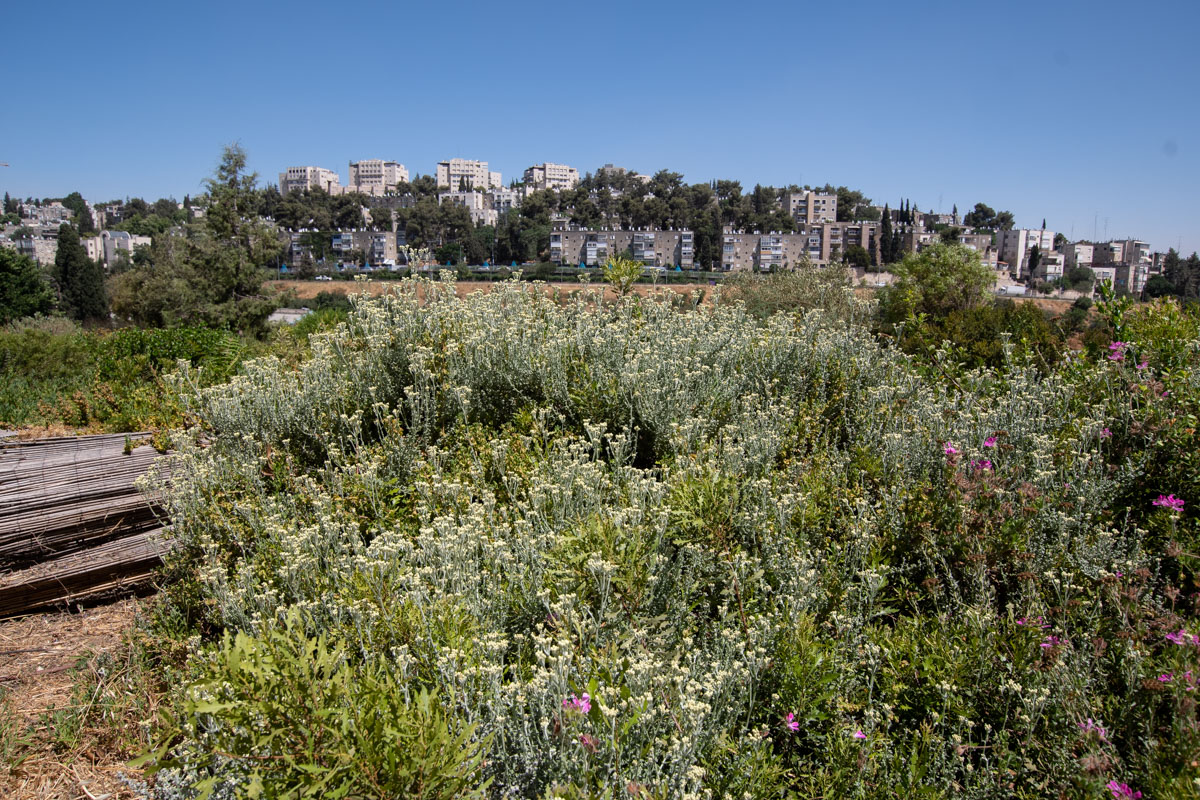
[1027,244,1041,277]
[843,244,871,269]
[939,226,962,244]
[54,224,108,322]
[2,192,17,215]
[879,242,996,325]
[879,204,893,264]
[0,246,54,323]
[110,145,282,332]
[962,203,996,229]
[60,191,95,234]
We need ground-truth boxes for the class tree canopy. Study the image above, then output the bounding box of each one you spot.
[0,246,54,323]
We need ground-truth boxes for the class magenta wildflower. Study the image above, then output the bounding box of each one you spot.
[982,435,997,448]
[1101,427,1112,438]
[971,459,992,471]
[1152,494,1185,511]
[1106,780,1142,799]
[563,692,591,714]
[1166,629,1187,645]
[943,442,958,455]
[1158,673,1174,682]
[852,730,867,739]
[1078,718,1108,740]
[1016,616,1049,628]
[1107,342,1128,362]
[784,712,799,732]
[1040,635,1062,649]
[1137,360,1148,370]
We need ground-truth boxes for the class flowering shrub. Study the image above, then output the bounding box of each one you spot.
[143,278,1200,798]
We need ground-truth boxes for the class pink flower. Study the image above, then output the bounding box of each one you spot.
[1016,616,1049,629]
[578,733,598,752]
[852,730,867,739]
[1166,629,1187,645]
[1106,780,1142,799]
[1158,673,1174,682]
[1153,494,1185,511]
[982,436,998,448]
[943,443,958,455]
[1101,427,1112,438]
[784,712,799,732]
[1136,360,1148,370]
[563,692,591,714]
[1078,718,1108,740]
[1040,635,1062,649]
[1109,341,1127,351]
[971,459,992,471]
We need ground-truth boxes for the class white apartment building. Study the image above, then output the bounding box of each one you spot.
[1061,242,1095,271]
[785,192,837,225]
[348,160,409,195]
[489,187,522,215]
[279,166,342,195]
[101,230,152,265]
[436,159,502,191]
[996,228,1055,279]
[439,191,498,227]
[523,163,579,192]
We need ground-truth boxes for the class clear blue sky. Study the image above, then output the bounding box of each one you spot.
[3,0,1197,254]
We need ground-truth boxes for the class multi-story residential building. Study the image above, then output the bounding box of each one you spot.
[348,160,409,195]
[13,233,59,265]
[20,201,73,225]
[523,163,579,192]
[1061,242,1095,271]
[81,236,103,263]
[549,225,694,269]
[101,230,152,265]
[794,221,882,266]
[785,192,837,225]
[489,187,522,216]
[436,159,501,191]
[1031,251,1066,282]
[331,230,399,266]
[439,191,498,227]
[279,166,342,195]
[996,228,1055,279]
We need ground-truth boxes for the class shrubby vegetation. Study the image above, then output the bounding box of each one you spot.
[124,272,1200,798]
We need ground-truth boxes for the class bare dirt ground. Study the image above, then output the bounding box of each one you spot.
[0,598,148,799]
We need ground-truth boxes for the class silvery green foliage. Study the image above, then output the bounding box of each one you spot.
[152,277,1142,797]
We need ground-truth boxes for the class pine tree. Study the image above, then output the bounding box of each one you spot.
[2,192,15,215]
[54,223,107,321]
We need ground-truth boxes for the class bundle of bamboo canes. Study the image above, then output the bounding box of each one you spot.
[0,433,171,616]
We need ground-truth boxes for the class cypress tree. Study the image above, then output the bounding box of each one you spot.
[880,204,893,264]
[54,224,108,321]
